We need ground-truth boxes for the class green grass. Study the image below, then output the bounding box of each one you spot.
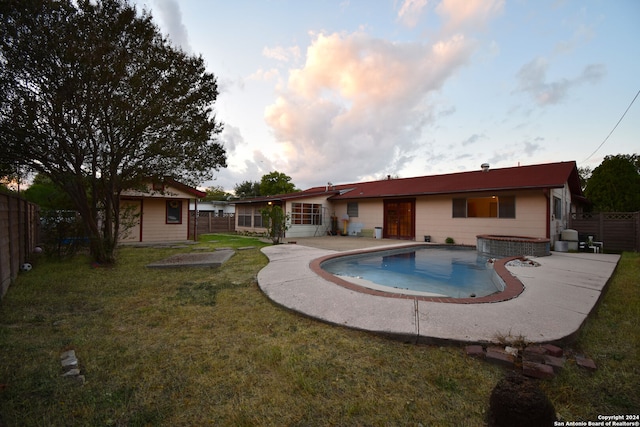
[0,235,638,426]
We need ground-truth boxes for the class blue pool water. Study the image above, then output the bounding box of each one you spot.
[321,246,504,298]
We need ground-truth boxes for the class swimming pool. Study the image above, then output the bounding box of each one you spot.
[320,246,504,298]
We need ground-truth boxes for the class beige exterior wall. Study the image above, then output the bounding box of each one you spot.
[415,191,548,246]
[119,200,142,242]
[331,190,548,245]
[234,188,554,243]
[332,199,384,236]
[119,183,193,243]
[140,198,190,242]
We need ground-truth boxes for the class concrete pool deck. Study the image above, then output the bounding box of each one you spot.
[257,236,621,345]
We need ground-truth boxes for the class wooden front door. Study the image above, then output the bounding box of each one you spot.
[383,199,415,240]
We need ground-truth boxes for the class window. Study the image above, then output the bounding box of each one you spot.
[253,209,264,228]
[553,196,562,220]
[291,203,323,225]
[499,196,516,218]
[238,206,252,227]
[347,202,359,217]
[166,200,182,224]
[452,198,466,218]
[452,196,515,218]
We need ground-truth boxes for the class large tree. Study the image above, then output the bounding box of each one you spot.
[233,180,261,199]
[23,173,75,210]
[585,154,640,212]
[0,0,226,263]
[259,171,296,196]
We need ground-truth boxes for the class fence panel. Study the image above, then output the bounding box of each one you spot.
[188,212,235,239]
[570,212,639,252]
[0,193,40,299]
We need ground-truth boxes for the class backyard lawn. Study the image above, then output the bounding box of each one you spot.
[0,234,638,426]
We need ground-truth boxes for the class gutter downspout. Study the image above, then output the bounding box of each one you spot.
[543,188,551,239]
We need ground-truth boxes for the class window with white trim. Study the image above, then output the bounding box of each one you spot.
[291,203,323,225]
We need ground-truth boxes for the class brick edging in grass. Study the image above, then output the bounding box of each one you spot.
[465,344,597,379]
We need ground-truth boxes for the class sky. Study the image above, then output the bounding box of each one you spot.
[132,0,640,193]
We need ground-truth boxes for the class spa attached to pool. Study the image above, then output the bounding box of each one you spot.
[476,234,551,258]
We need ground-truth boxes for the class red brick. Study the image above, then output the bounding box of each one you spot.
[542,344,563,357]
[575,356,597,371]
[465,345,485,359]
[523,346,547,363]
[523,361,555,379]
[543,355,566,372]
[486,349,515,368]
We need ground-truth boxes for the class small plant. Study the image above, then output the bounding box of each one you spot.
[445,237,455,244]
[260,204,290,244]
[494,330,529,348]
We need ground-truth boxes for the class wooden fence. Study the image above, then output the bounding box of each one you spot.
[569,212,640,252]
[188,212,235,239]
[0,193,40,299]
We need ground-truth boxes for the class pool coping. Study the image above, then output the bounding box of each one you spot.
[257,240,621,345]
[309,245,524,304]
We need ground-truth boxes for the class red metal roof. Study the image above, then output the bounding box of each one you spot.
[236,161,583,203]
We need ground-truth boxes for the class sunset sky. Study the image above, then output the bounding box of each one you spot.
[132,0,640,192]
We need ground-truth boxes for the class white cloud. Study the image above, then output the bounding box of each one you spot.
[436,0,505,33]
[397,0,428,28]
[262,45,301,62]
[396,0,505,32]
[152,0,191,52]
[248,68,280,81]
[264,30,476,185]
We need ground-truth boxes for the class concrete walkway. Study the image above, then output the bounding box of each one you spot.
[257,237,620,345]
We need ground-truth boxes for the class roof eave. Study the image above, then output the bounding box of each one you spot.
[331,184,568,200]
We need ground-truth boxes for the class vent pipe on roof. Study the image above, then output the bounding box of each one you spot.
[326,182,333,192]
[481,163,490,172]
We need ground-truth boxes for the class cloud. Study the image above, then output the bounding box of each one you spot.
[516,57,606,106]
[152,0,191,52]
[436,0,505,33]
[248,68,280,81]
[396,0,504,32]
[220,124,244,155]
[397,0,428,28]
[523,139,542,156]
[264,30,476,185]
[461,133,485,146]
[262,45,301,62]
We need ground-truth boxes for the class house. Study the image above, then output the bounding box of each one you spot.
[188,200,235,217]
[234,161,586,246]
[119,179,206,243]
